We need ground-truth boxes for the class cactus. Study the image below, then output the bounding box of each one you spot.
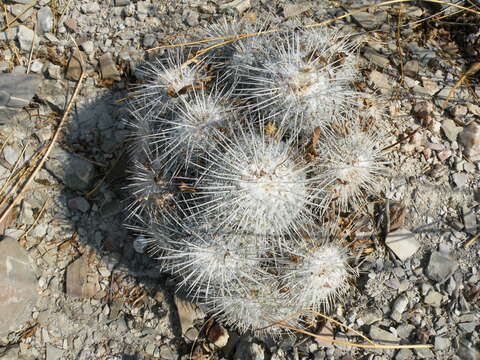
[126,20,386,335]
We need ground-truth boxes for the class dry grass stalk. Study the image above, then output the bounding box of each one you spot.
[262,309,433,350]
[0,0,37,32]
[442,62,480,109]
[0,38,86,226]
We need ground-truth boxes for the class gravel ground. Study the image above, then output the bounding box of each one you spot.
[0,0,479,359]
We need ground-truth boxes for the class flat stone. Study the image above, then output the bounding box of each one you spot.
[392,294,409,314]
[47,63,62,80]
[219,0,251,14]
[0,90,10,106]
[66,49,83,81]
[425,251,458,284]
[174,295,204,334]
[395,349,413,360]
[114,0,130,5]
[0,237,39,337]
[364,48,390,68]
[442,119,462,142]
[458,322,477,333]
[183,10,199,27]
[234,336,265,360]
[80,40,94,54]
[37,6,54,34]
[452,172,468,188]
[63,18,78,32]
[369,70,391,93]
[65,256,98,298]
[11,4,34,22]
[283,2,312,17]
[414,348,435,359]
[17,24,35,52]
[81,2,100,14]
[99,53,121,81]
[3,145,20,166]
[46,344,64,360]
[159,345,177,360]
[353,11,387,30]
[385,228,420,261]
[463,206,477,235]
[45,148,95,191]
[424,290,442,307]
[369,326,399,344]
[459,123,480,162]
[0,345,19,360]
[68,196,90,213]
[0,73,41,108]
[434,336,451,350]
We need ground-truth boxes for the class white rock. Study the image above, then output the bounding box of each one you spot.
[37,6,54,33]
[17,25,35,52]
[385,228,420,261]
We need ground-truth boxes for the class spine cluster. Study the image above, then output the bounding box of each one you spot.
[126,19,387,334]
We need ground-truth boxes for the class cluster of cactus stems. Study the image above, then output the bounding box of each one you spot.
[126,19,387,334]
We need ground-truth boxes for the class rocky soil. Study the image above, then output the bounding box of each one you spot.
[0,0,479,359]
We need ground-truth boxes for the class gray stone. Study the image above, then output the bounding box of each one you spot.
[65,256,97,298]
[352,11,387,30]
[80,40,94,54]
[184,10,199,27]
[442,119,462,142]
[395,349,413,360]
[364,48,390,68]
[396,324,415,339]
[234,337,265,360]
[159,345,177,360]
[459,123,480,162]
[0,90,10,106]
[174,295,204,334]
[17,24,35,52]
[11,4,34,22]
[68,196,90,213]
[453,172,468,188]
[369,70,391,94]
[47,63,62,80]
[114,0,130,6]
[283,2,312,17]
[3,145,20,166]
[463,206,477,235]
[458,322,477,333]
[46,344,64,360]
[81,2,100,14]
[143,34,156,48]
[0,345,20,360]
[37,6,54,34]
[30,60,43,73]
[99,53,121,81]
[434,336,451,350]
[414,348,435,359]
[45,148,95,191]
[369,326,399,343]
[65,49,83,81]
[457,341,480,360]
[385,228,420,261]
[425,251,458,284]
[424,291,442,307]
[0,237,39,337]
[219,0,251,14]
[0,73,41,108]
[392,294,409,314]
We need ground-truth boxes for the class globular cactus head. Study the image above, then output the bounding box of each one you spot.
[125,18,389,336]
